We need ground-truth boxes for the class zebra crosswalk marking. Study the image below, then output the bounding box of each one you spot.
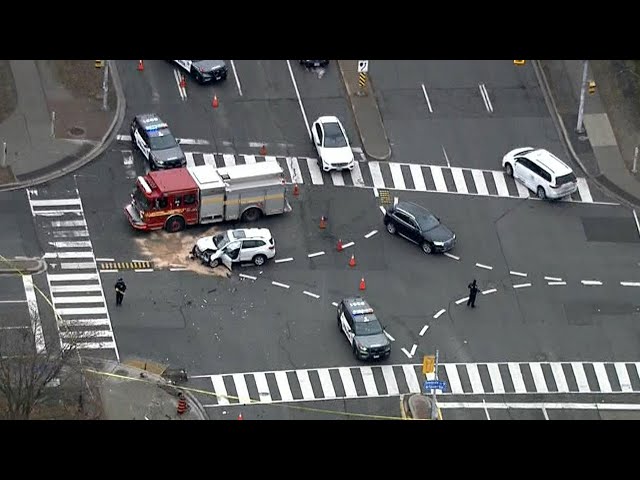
[330,170,344,186]
[185,152,196,167]
[203,153,217,166]
[339,368,358,397]
[472,169,489,195]
[351,162,366,187]
[286,157,304,184]
[410,164,427,191]
[275,371,294,401]
[487,363,505,393]
[615,363,633,392]
[253,372,273,402]
[571,362,590,392]
[515,179,530,198]
[232,373,251,404]
[211,375,230,405]
[451,167,468,194]
[530,363,548,393]
[222,153,236,167]
[402,364,421,393]
[317,368,336,399]
[492,171,510,197]
[508,363,527,393]
[431,165,447,192]
[244,154,256,164]
[306,158,324,185]
[381,365,399,396]
[389,163,405,190]
[577,177,593,203]
[593,362,612,393]
[445,364,463,394]
[369,162,385,189]
[551,363,569,393]
[467,363,483,394]
[296,370,315,400]
[361,366,379,397]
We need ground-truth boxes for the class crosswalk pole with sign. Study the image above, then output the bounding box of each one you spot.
[357,60,369,97]
[431,349,439,420]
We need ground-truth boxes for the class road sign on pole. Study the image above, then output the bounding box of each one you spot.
[422,355,435,374]
[358,60,369,73]
[424,380,446,391]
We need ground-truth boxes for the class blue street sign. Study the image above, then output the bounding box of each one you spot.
[424,380,447,391]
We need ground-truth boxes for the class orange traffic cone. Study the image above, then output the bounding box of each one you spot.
[349,254,356,267]
[177,393,188,415]
[293,183,299,196]
[212,95,219,108]
[337,239,343,251]
[359,277,366,290]
[179,75,186,88]
[319,216,327,229]
[137,60,144,71]
[259,145,267,156]
[237,413,243,420]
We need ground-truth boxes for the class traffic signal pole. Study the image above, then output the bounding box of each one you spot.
[431,349,439,420]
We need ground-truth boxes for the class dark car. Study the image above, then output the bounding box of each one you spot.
[174,60,228,84]
[337,297,391,361]
[130,114,186,170]
[300,60,329,68]
[384,201,456,254]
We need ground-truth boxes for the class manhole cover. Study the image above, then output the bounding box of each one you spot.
[69,126,85,136]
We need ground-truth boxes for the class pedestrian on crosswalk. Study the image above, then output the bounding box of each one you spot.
[467,279,479,308]
[115,278,127,306]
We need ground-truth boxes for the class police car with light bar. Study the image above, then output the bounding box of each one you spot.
[337,297,391,360]
[173,60,228,84]
[130,114,186,170]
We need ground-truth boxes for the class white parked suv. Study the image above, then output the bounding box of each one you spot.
[502,147,578,200]
[311,116,355,172]
[192,228,275,269]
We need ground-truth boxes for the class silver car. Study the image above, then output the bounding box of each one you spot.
[192,228,276,268]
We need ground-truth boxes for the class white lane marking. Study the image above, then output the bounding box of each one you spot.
[513,283,532,289]
[274,257,294,263]
[383,331,395,342]
[134,269,154,273]
[0,300,25,304]
[286,157,304,184]
[421,83,433,113]
[230,60,243,96]
[369,162,386,189]
[469,170,488,196]
[401,348,413,359]
[510,271,527,277]
[381,366,399,396]
[222,153,236,167]
[271,281,290,289]
[303,291,320,299]
[186,152,197,168]
[265,155,278,163]
[419,325,429,336]
[430,165,447,192]
[274,371,294,402]
[131,259,149,263]
[614,363,633,392]
[50,284,102,293]
[515,179,530,198]
[634,210,640,239]
[365,230,378,239]
[53,230,89,238]
[60,262,97,270]
[342,241,355,249]
[466,364,484,394]
[317,369,336,399]
[243,154,256,164]
[100,269,118,273]
[379,205,386,215]
[487,363,505,394]
[542,407,549,420]
[455,297,469,305]
[409,164,427,191]
[402,365,421,393]
[49,241,92,248]
[45,251,94,259]
[475,263,493,270]
[331,302,339,307]
[548,281,567,286]
[373,187,379,197]
[442,146,451,168]
[52,296,105,304]
[481,288,497,295]
[434,308,446,319]
[210,375,229,405]
[571,362,590,392]
[581,280,603,286]
[339,368,358,397]
[202,153,216,166]
[249,142,264,148]
[330,170,345,186]
[544,276,562,281]
[444,364,463,394]
[444,252,460,260]
[389,163,406,190]
[360,366,379,397]
[176,138,210,145]
[69,341,116,350]
[173,68,187,101]
[451,167,468,194]
[393,197,398,207]
[621,281,640,286]
[508,363,527,393]
[29,198,82,207]
[438,401,640,410]
[47,273,99,281]
[350,161,366,187]
[253,372,272,403]
[530,363,548,393]
[483,399,491,420]
[492,171,509,196]
[551,363,569,393]
[305,158,324,184]
[307,251,325,258]
[232,373,251,405]
[577,177,593,203]
[59,318,110,327]
[286,59,311,139]
[296,370,315,400]
[239,274,257,281]
[55,307,108,315]
[410,344,418,356]
[95,257,114,262]
[33,209,82,216]
[23,275,45,354]
[479,83,493,112]
[50,220,86,228]
[593,362,612,393]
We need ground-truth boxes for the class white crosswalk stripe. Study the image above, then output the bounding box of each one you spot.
[121,150,601,204]
[26,190,119,361]
[195,360,640,407]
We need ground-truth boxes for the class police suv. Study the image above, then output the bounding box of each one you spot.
[173,60,228,84]
[337,297,391,361]
[130,114,186,170]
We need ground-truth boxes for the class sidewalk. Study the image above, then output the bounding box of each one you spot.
[337,60,391,161]
[537,60,640,209]
[0,60,125,190]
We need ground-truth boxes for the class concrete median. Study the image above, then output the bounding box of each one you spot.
[0,257,47,275]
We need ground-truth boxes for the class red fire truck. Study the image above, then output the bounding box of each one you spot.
[124,162,291,232]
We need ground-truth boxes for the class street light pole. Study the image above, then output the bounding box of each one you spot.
[102,60,109,112]
[431,349,439,420]
[576,60,589,134]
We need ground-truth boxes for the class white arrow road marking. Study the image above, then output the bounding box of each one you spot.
[401,348,412,359]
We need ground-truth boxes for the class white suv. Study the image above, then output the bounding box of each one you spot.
[502,147,578,200]
[192,228,275,268]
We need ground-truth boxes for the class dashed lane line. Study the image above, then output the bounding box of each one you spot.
[544,276,563,282]
[475,263,493,270]
[303,291,320,299]
[513,283,532,289]
[433,308,446,319]
[271,281,290,289]
[509,271,527,277]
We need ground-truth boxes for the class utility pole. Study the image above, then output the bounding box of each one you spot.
[431,349,439,420]
[576,60,589,134]
[102,60,110,111]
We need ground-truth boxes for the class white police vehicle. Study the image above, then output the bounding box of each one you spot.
[173,60,228,84]
[130,114,186,170]
[337,297,391,361]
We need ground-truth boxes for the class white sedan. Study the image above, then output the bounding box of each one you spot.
[311,116,355,172]
[192,228,275,269]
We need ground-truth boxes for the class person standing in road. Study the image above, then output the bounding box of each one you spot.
[467,279,479,308]
[115,278,127,306]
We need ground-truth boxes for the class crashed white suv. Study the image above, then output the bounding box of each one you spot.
[192,228,275,269]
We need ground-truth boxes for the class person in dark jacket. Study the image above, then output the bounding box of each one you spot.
[467,279,479,308]
[115,278,127,306]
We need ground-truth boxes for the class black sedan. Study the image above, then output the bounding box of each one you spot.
[384,201,456,254]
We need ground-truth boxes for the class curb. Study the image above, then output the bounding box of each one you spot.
[337,61,392,162]
[533,60,640,210]
[0,257,47,275]
[0,60,127,193]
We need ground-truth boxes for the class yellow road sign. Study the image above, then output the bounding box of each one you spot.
[514,60,526,66]
[422,355,435,374]
[95,60,105,68]
[588,80,596,95]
